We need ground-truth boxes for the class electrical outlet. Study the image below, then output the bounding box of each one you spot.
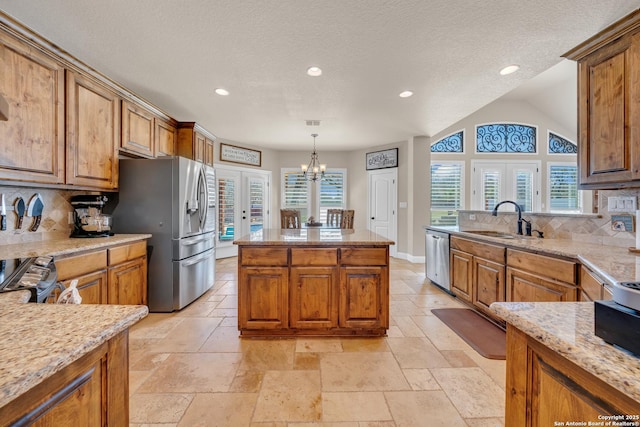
[469,214,476,220]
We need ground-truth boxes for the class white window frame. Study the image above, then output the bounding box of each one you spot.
[315,168,347,223]
[280,167,347,223]
[430,160,465,226]
[547,162,581,213]
[471,160,541,212]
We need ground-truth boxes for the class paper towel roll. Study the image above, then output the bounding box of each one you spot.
[636,210,640,249]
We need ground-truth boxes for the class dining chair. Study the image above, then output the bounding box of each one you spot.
[280,209,301,229]
[341,210,354,229]
[326,209,343,228]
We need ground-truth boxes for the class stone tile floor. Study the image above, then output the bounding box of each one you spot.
[129,257,505,427]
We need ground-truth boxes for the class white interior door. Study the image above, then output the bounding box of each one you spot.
[216,165,271,259]
[368,169,397,257]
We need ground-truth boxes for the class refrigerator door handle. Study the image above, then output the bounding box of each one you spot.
[182,254,206,267]
[181,237,209,246]
[197,166,208,232]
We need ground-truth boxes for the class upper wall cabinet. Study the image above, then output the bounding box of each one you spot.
[0,29,66,185]
[121,100,155,158]
[66,71,120,190]
[155,117,178,157]
[177,122,215,166]
[564,10,640,189]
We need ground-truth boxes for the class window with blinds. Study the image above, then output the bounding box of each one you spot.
[430,162,464,226]
[318,170,346,223]
[514,170,533,212]
[482,170,501,211]
[548,163,579,212]
[218,177,235,241]
[282,170,310,221]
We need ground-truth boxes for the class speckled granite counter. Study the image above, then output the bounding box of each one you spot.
[0,234,151,259]
[0,291,148,408]
[491,301,640,403]
[428,225,638,287]
[234,228,395,246]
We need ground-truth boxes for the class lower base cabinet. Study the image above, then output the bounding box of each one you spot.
[108,257,147,305]
[238,245,389,336]
[506,326,640,426]
[0,331,130,426]
[506,267,578,302]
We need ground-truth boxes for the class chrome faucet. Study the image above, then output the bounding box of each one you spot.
[491,200,525,235]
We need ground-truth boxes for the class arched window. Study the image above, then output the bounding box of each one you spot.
[476,123,537,153]
[548,132,577,154]
[431,130,464,153]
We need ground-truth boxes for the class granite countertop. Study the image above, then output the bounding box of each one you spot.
[0,234,152,259]
[234,228,395,246]
[491,301,640,403]
[427,225,639,287]
[0,291,148,408]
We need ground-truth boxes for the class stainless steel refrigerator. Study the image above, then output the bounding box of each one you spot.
[113,156,216,312]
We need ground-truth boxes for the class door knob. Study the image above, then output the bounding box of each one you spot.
[371,217,375,220]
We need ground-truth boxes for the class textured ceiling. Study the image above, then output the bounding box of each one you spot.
[0,1,637,150]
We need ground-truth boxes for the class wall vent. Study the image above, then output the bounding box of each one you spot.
[305,120,320,126]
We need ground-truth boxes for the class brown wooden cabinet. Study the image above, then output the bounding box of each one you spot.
[121,100,155,158]
[506,326,640,426]
[450,236,505,319]
[177,122,215,166]
[580,265,614,302]
[506,249,578,302]
[237,244,389,336]
[0,330,130,427]
[66,71,120,190]
[564,10,640,189]
[0,29,66,185]
[55,240,147,305]
[155,117,178,156]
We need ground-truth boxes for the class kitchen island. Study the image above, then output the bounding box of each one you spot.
[491,301,640,426]
[234,228,394,337]
[0,291,147,426]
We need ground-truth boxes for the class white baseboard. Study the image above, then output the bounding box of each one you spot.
[394,252,426,264]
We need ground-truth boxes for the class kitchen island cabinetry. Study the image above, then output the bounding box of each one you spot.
[506,249,578,302]
[0,28,66,186]
[492,302,640,426]
[66,71,120,190]
[450,236,505,320]
[235,229,393,337]
[564,9,640,189]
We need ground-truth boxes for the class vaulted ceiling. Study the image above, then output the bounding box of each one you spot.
[0,1,637,150]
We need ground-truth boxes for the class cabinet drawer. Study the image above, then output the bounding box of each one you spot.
[56,250,108,280]
[580,266,604,301]
[108,240,147,265]
[507,249,577,285]
[340,248,387,266]
[291,248,338,266]
[241,247,288,266]
[450,236,505,264]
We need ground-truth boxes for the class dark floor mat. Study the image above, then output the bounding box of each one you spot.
[431,308,506,360]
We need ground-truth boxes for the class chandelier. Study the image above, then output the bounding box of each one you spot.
[301,133,326,181]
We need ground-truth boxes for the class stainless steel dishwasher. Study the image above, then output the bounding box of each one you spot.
[425,229,451,293]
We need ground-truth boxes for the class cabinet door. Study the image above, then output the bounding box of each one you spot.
[61,270,108,305]
[450,249,473,302]
[473,257,505,317]
[506,267,577,302]
[339,266,388,329]
[238,267,288,330]
[204,138,215,166]
[155,118,177,156]
[290,266,339,329]
[194,132,206,163]
[108,257,147,305]
[66,71,120,190]
[577,32,640,187]
[0,31,65,184]
[121,100,154,157]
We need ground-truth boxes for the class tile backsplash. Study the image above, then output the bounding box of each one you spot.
[459,189,640,248]
[0,186,75,245]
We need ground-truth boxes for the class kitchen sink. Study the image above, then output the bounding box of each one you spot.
[462,230,515,239]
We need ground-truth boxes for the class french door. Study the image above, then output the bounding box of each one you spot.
[471,160,540,212]
[216,165,271,258]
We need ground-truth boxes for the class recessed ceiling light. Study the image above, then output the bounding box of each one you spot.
[215,88,229,96]
[307,66,322,77]
[499,65,520,75]
[399,91,413,98]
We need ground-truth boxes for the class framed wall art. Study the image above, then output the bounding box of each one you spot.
[220,143,262,167]
[366,148,398,170]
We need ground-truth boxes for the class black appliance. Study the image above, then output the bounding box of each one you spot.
[594,281,640,356]
[0,256,61,302]
[70,195,113,238]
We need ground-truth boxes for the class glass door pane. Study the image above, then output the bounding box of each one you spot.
[248,176,265,233]
[218,175,237,243]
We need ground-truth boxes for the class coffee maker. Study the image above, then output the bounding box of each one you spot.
[70,195,113,238]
